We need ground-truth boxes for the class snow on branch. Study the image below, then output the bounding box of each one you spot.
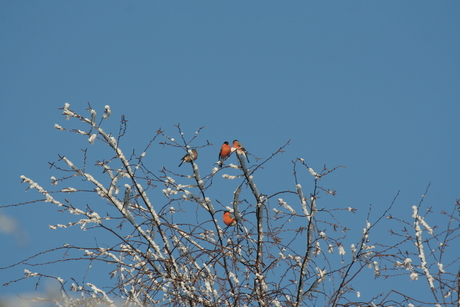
[2,105,458,307]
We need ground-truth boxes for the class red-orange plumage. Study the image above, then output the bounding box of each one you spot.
[223,211,237,226]
[218,141,232,167]
[232,139,250,163]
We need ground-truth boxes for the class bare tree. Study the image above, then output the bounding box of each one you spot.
[2,104,459,306]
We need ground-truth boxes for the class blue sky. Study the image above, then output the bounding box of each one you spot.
[1,1,459,305]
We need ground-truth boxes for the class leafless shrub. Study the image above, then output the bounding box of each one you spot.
[2,104,459,306]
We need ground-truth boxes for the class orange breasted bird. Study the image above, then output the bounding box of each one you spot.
[223,211,237,226]
[218,141,232,167]
[233,140,250,162]
[178,149,198,167]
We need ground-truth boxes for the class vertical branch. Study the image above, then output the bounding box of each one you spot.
[235,153,266,306]
[293,162,318,306]
[457,269,460,307]
[411,183,440,304]
[413,204,439,303]
[232,186,242,221]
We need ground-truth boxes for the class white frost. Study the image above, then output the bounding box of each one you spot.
[338,243,346,255]
[103,105,111,119]
[88,134,97,144]
[278,198,296,214]
[437,262,445,273]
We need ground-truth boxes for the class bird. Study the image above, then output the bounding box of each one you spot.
[178,149,198,167]
[223,211,237,226]
[233,140,250,162]
[218,141,232,167]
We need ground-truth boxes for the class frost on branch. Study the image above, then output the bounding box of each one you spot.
[88,133,97,144]
[103,105,111,119]
[2,105,459,307]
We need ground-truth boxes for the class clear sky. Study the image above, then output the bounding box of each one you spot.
[1,1,459,306]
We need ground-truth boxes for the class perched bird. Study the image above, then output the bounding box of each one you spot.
[233,140,250,162]
[178,149,198,167]
[223,211,237,226]
[218,141,232,167]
